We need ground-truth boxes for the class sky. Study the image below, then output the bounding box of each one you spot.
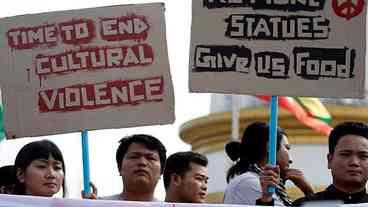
[0,0,211,199]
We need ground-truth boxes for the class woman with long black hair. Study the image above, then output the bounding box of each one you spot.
[223,122,313,206]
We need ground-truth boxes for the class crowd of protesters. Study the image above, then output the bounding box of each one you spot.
[1,121,368,206]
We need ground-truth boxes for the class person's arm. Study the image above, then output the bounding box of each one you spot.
[284,168,314,197]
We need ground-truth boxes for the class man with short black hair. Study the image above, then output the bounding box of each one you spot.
[102,134,166,201]
[164,151,208,203]
[293,121,368,205]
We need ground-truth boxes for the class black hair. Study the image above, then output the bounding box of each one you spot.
[14,140,66,197]
[163,151,208,190]
[0,165,16,186]
[225,122,285,182]
[329,121,368,154]
[116,134,167,174]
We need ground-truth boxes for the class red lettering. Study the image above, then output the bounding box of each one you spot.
[59,19,95,45]
[7,24,57,49]
[38,77,164,112]
[35,44,154,76]
[100,15,149,42]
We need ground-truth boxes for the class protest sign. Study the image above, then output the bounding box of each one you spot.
[189,0,366,98]
[0,3,175,138]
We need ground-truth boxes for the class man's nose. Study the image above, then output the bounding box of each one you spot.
[201,180,208,190]
[201,183,207,191]
[349,155,360,166]
[137,156,149,165]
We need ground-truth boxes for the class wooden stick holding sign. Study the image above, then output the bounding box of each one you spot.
[267,96,278,193]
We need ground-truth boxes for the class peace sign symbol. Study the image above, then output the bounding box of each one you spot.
[332,0,365,20]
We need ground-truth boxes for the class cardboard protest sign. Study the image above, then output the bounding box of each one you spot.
[189,0,366,98]
[0,3,175,138]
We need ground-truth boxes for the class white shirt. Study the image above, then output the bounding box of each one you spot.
[223,171,284,206]
[100,193,159,201]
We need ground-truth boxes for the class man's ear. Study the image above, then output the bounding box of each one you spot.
[170,174,182,186]
[16,168,25,183]
[327,153,332,169]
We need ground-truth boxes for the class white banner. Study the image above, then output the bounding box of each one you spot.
[0,194,366,207]
[189,0,366,98]
[0,3,175,138]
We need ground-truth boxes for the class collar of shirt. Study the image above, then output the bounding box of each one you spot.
[325,185,367,203]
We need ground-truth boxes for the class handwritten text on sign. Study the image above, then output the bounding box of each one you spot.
[7,16,149,49]
[0,4,174,138]
[189,0,365,98]
[5,15,156,113]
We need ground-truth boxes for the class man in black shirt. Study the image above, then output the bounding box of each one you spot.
[293,122,368,206]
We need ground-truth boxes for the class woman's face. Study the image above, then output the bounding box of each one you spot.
[277,136,293,172]
[17,155,64,197]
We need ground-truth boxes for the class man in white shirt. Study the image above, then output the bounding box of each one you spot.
[102,134,166,201]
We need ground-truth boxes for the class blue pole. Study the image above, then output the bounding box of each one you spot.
[81,130,91,194]
[268,96,278,193]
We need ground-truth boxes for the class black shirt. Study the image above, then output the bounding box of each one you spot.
[293,185,368,206]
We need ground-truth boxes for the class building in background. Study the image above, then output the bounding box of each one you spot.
[179,94,368,203]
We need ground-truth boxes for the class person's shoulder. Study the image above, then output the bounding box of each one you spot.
[293,190,328,206]
[224,172,262,205]
[362,194,368,201]
[100,194,123,200]
[234,171,259,182]
[228,172,260,189]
